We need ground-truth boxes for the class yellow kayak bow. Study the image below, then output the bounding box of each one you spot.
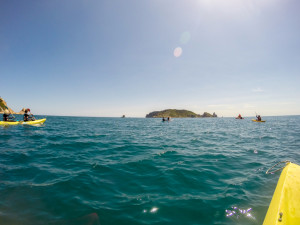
[263,162,300,225]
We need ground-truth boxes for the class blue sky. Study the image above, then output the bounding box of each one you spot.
[1,0,299,117]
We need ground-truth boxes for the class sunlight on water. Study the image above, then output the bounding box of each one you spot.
[143,207,158,214]
[226,206,255,220]
[150,207,158,213]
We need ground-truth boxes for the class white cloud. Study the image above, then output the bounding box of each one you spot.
[252,87,264,93]
[207,104,235,109]
[243,103,256,109]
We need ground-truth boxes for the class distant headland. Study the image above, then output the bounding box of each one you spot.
[146,109,217,118]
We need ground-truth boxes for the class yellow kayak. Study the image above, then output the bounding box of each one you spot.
[263,162,300,225]
[252,119,266,122]
[0,121,20,126]
[0,118,46,126]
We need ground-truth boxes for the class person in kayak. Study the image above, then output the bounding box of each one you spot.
[237,114,242,119]
[3,109,14,121]
[24,108,35,121]
[162,117,166,122]
[256,115,262,121]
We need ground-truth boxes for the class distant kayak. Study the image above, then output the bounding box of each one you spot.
[0,118,46,126]
[263,162,300,225]
[252,119,266,122]
[236,117,244,119]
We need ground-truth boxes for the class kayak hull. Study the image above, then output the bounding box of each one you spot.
[263,162,300,225]
[252,119,266,122]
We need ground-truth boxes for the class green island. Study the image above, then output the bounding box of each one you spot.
[145,109,217,118]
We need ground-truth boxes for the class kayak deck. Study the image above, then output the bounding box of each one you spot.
[263,162,300,225]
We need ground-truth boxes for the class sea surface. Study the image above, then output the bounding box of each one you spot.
[0,116,300,225]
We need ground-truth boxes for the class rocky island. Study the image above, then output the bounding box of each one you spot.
[146,109,217,118]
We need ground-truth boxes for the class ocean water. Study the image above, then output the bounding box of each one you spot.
[0,116,300,225]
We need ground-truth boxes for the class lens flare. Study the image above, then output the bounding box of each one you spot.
[174,47,182,57]
[180,31,191,44]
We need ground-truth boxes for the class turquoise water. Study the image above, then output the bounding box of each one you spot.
[1,116,300,225]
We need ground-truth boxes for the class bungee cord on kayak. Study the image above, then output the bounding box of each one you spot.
[266,161,291,174]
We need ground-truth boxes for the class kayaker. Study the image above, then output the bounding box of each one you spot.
[3,109,12,121]
[24,108,35,121]
[256,115,262,121]
[167,117,170,121]
[162,117,166,122]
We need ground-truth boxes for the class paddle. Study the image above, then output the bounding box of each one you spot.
[255,112,263,121]
[29,112,36,121]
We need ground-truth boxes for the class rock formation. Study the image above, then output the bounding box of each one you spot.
[18,108,27,114]
[0,97,16,114]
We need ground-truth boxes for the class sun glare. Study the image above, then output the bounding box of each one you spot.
[197,0,278,14]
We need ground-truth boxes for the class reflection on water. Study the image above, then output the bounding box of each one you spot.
[143,207,158,214]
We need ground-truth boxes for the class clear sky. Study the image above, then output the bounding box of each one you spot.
[1,0,299,117]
